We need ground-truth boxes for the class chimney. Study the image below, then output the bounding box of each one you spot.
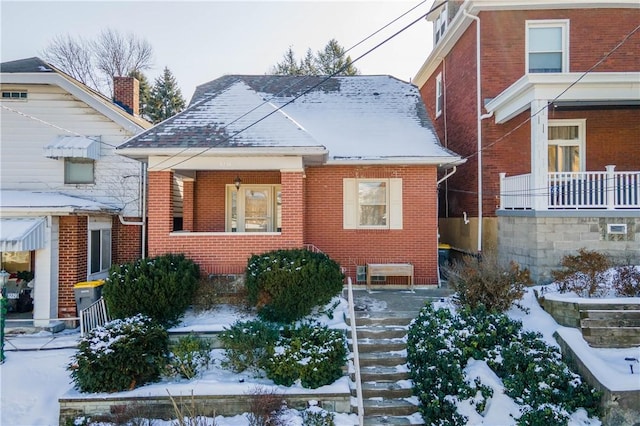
[113,76,139,116]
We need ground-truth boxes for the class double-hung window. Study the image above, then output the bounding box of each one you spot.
[88,218,111,279]
[526,20,569,73]
[434,4,448,44]
[548,119,585,173]
[435,72,444,118]
[226,185,281,232]
[343,178,402,229]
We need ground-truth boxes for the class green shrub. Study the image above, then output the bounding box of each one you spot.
[245,249,344,323]
[265,323,347,389]
[612,264,640,297]
[446,252,530,312]
[302,405,336,426]
[68,314,168,393]
[407,304,601,425]
[103,253,200,326]
[165,334,211,380]
[218,320,280,373]
[551,249,610,297]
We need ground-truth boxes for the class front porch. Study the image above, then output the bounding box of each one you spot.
[499,167,640,211]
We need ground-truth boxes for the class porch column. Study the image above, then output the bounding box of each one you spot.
[280,170,305,246]
[33,216,56,327]
[530,99,549,211]
[147,171,174,256]
[182,178,195,231]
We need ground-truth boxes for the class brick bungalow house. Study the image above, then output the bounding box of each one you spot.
[414,1,640,282]
[0,57,150,325]
[116,75,464,287]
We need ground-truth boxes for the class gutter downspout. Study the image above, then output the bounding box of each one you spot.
[118,162,147,259]
[463,9,490,254]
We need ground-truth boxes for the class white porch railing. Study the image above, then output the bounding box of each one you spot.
[79,297,110,336]
[500,167,640,210]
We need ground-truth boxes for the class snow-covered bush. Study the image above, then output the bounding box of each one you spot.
[446,252,531,312]
[611,264,640,297]
[552,249,610,297]
[68,314,168,393]
[219,319,280,373]
[407,304,601,425]
[165,334,211,379]
[265,323,347,389]
[245,249,344,323]
[103,253,200,326]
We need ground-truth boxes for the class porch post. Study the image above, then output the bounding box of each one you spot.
[182,178,195,231]
[530,99,549,211]
[606,165,616,210]
[499,172,506,210]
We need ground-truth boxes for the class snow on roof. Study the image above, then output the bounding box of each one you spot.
[0,190,120,214]
[119,75,462,164]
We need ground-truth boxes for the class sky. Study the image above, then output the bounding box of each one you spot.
[0,0,436,102]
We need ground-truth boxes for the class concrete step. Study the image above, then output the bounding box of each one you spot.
[363,415,424,425]
[581,326,640,348]
[580,309,640,320]
[349,312,419,327]
[358,351,407,367]
[356,326,408,340]
[351,338,407,353]
[353,381,413,399]
[354,366,410,382]
[581,318,640,328]
[362,398,419,417]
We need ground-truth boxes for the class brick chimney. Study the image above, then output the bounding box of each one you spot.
[113,76,139,116]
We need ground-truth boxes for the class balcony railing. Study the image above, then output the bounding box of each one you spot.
[500,167,640,210]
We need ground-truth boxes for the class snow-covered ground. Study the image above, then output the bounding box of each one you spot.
[1,288,638,426]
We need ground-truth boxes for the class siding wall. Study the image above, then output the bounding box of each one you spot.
[0,83,143,217]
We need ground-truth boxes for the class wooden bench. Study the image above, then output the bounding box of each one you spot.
[366,263,414,291]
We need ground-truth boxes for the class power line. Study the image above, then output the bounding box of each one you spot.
[154,0,447,171]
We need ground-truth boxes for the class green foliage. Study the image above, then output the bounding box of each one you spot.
[165,334,211,380]
[146,66,186,123]
[612,264,640,297]
[68,314,168,393]
[103,253,199,326]
[271,39,359,76]
[446,252,531,312]
[407,304,601,425]
[265,323,347,389]
[245,249,344,323]
[552,249,610,297]
[301,406,336,426]
[218,320,280,373]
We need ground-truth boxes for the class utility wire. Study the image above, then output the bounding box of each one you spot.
[150,0,440,171]
[156,0,447,171]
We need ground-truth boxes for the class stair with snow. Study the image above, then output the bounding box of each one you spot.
[348,310,424,426]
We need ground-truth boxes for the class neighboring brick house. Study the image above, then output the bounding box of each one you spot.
[0,57,151,325]
[117,75,464,287]
[414,1,640,283]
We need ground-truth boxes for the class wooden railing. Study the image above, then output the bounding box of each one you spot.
[500,168,639,210]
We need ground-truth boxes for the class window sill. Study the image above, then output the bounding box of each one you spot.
[170,231,282,236]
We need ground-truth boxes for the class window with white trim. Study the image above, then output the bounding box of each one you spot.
[548,119,585,173]
[435,72,444,118]
[65,158,95,184]
[434,4,448,44]
[88,218,111,279]
[1,91,27,100]
[343,178,402,230]
[226,185,281,232]
[526,20,569,73]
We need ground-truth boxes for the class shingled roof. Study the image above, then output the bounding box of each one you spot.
[118,75,463,165]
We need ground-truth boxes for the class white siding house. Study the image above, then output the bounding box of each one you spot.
[0,57,150,326]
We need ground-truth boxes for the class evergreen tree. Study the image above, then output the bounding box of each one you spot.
[316,39,359,76]
[146,67,186,124]
[128,70,152,120]
[270,39,359,76]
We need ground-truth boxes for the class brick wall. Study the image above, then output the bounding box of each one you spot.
[420,7,640,218]
[58,216,87,318]
[111,216,143,264]
[147,166,440,285]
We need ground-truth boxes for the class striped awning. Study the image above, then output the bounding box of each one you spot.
[43,136,100,160]
[0,217,46,252]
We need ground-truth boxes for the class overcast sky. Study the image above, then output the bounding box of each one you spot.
[1,0,436,102]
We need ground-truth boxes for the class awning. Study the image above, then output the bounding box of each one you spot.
[43,136,100,160]
[0,217,46,252]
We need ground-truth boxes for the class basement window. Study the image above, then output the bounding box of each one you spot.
[2,91,27,100]
[607,224,627,235]
[356,266,385,283]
